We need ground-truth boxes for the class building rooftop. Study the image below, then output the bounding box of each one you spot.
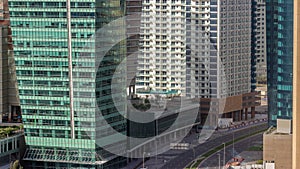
[129,96,199,119]
[264,127,291,135]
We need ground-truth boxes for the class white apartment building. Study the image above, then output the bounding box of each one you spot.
[136,0,187,96]
[135,0,252,99]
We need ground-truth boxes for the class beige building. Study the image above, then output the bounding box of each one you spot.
[263,120,292,169]
[293,0,300,168]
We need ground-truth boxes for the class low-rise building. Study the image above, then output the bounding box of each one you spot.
[0,125,25,168]
[263,119,292,169]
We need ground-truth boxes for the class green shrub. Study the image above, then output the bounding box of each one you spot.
[11,160,22,169]
[256,159,263,164]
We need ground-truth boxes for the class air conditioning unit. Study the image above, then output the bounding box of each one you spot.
[277,119,292,134]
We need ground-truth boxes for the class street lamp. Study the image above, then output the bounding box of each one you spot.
[217,153,221,169]
[192,147,195,159]
[143,152,147,169]
[156,119,158,165]
[223,143,226,168]
[232,131,235,157]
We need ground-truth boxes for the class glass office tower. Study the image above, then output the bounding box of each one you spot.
[8,1,127,168]
[266,0,293,126]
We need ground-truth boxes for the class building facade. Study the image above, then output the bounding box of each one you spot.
[135,0,188,96]
[252,0,266,82]
[266,0,293,126]
[293,0,300,168]
[264,0,296,168]
[0,0,20,124]
[134,0,258,122]
[136,0,252,99]
[9,1,127,168]
[126,0,142,97]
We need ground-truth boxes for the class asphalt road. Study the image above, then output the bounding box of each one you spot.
[199,133,263,169]
[159,123,268,169]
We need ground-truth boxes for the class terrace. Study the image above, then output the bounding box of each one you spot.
[0,124,23,139]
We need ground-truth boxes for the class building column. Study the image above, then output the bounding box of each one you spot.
[251,107,255,119]
[8,111,11,122]
[232,112,235,121]
[133,85,135,94]
[129,86,132,95]
[245,108,248,120]
[240,109,243,120]
[209,114,213,125]
[238,110,242,121]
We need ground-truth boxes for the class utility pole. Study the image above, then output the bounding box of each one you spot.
[143,152,146,168]
[232,131,235,157]
[217,153,221,169]
[223,143,226,168]
[156,119,158,165]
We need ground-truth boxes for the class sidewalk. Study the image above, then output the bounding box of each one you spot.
[218,114,267,132]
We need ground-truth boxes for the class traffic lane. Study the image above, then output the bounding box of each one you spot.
[199,133,263,169]
[134,121,267,169]
[160,123,267,169]
[135,123,267,169]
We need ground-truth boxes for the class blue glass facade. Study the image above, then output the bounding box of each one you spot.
[266,0,293,126]
[8,1,127,168]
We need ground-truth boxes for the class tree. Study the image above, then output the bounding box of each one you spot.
[11,160,19,169]
[10,160,23,169]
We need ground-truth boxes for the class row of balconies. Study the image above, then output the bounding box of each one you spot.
[137,65,185,71]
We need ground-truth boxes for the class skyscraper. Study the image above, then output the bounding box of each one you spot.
[252,0,266,82]
[135,0,258,123]
[263,0,295,168]
[0,0,20,124]
[9,1,127,168]
[266,0,293,126]
[135,0,188,96]
[136,0,252,99]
